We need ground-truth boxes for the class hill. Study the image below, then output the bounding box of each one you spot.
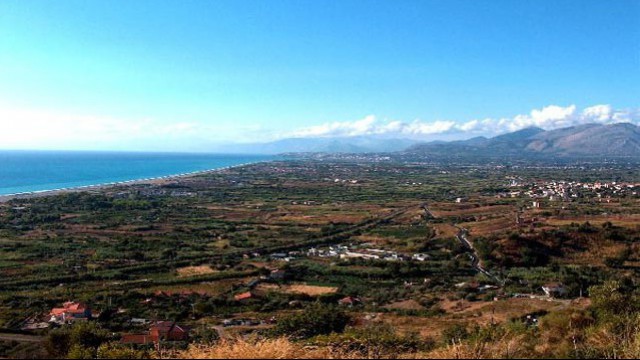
[407,123,640,157]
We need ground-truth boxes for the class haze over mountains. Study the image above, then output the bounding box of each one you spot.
[215,136,422,154]
[219,123,640,157]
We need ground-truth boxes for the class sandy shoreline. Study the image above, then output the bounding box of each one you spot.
[0,161,260,203]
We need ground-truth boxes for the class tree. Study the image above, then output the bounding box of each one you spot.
[441,323,470,345]
[589,280,639,318]
[45,322,112,358]
[67,344,95,359]
[45,329,72,358]
[273,302,350,339]
[96,343,150,359]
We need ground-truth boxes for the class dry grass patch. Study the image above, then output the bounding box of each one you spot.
[177,265,217,277]
[432,224,458,239]
[546,214,640,228]
[256,283,338,296]
[285,284,339,296]
[384,299,425,311]
[430,205,514,218]
[461,217,517,236]
[177,337,361,359]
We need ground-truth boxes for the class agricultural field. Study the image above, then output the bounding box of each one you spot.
[0,158,639,358]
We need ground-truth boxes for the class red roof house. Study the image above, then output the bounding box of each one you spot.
[49,301,91,323]
[234,291,255,301]
[121,321,189,345]
[149,321,189,341]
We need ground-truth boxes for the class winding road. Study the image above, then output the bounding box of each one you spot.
[422,203,502,285]
[454,225,502,284]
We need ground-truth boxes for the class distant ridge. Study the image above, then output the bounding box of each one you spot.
[210,123,640,157]
[213,136,421,154]
[407,123,640,157]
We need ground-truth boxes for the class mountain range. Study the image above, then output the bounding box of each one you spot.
[215,122,640,157]
[214,136,421,154]
[407,123,640,157]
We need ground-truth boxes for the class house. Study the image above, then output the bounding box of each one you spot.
[121,321,189,345]
[532,201,541,208]
[149,321,189,341]
[542,282,567,297]
[49,301,92,323]
[338,296,362,307]
[234,291,255,301]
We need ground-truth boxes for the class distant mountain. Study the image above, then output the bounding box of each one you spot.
[407,123,640,157]
[214,136,421,154]
[210,123,640,156]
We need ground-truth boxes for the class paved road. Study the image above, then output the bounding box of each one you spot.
[0,333,44,343]
[422,203,502,285]
[454,225,502,284]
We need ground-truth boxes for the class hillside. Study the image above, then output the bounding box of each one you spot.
[408,123,640,157]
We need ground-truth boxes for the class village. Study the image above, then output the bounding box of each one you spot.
[502,179,640,202]
[268,243,431,263]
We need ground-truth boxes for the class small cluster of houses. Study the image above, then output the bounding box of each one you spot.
[304,245,430,262]
[49,301,94,324]
[111,187,196,199]
[501,180,640,202]
[44,301,190,346]
[324,178,360,184]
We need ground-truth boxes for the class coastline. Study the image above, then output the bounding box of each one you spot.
[0,161,263,203]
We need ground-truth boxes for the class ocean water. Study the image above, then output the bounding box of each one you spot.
[0,151,272,196]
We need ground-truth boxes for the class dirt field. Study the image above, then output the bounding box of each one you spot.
[546,214,640,228]
[383,299,425,311]
[177,265,218,277]
[256,283,338,296]
[460,216,517,236]
[430,205,514,217]
[381,297,591,339]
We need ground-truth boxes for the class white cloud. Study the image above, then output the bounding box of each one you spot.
[0,103,637,151]
[290,115,379,138]
[287,116,457,138]
[0,106,212,151]
[287,104,639,140]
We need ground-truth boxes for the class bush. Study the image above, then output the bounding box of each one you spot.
[313,323,434,358]
[441,323,470,345]
[272,302,350,339]
[45,322,112,358]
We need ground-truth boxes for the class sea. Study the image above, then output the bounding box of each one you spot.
[0,151,273,196]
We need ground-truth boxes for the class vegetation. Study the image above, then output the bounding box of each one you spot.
[0,159,639,358]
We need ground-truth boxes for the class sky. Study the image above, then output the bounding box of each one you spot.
[0,0,638,151]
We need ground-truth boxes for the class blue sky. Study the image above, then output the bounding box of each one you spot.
[0,0,638,151]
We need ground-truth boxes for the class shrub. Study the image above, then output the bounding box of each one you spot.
[272,302,350,339]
